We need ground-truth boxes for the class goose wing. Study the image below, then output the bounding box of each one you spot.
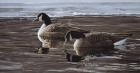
[86,32,132,48]
[84,32,114,50]
[39,24,89,41]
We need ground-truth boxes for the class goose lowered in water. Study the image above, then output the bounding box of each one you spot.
[65,31,132,56]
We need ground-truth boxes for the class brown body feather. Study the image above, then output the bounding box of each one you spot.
[39,24,89,48]
[72,32,132,56]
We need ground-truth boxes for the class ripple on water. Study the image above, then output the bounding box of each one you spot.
[0,60,22,71]
[81,55,140,72]
[47,68,97,73]
[135,39,140,41]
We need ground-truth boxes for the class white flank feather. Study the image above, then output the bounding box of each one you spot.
[114,38,128,50]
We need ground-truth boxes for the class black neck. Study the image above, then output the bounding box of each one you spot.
[44,20,52,26]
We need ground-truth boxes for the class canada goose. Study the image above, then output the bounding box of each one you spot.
[34,13,89,54]
[65,31,132,56]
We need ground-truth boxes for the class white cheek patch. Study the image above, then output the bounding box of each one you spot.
[39,15,43,21]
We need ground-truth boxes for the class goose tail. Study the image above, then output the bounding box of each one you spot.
[114,38,128,50]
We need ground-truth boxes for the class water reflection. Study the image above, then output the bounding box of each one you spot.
[47,38,140,73]
[79,39,140,73]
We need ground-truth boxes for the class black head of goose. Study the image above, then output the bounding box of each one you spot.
[64,50,84,62]
[34,13,52,26]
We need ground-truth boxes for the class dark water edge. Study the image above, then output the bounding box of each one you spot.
[0,16,140,73]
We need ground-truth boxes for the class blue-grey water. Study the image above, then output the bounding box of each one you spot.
[0,2,140,17]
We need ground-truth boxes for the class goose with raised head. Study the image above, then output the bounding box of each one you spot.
[65,31,132,56]
[34,13,89,54]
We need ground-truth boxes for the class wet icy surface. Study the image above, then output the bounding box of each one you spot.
[0,16,140,73]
